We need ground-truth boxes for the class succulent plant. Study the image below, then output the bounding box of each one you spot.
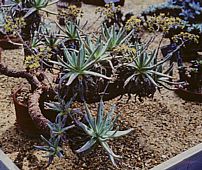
[85,35,111,62]
[44,95,81,117]
[47,114,75,140]
[189,1,202,14]
[190,23,202,32]
[49,43,111,87]
[75,99,134,166]
[36,96,80,166]
[124,44,175,99]
[141,2,180,16]
[102,23,134,51]
[180,9,195,20]
[57,21,80,42]
[43,32,61,50]
[35,136,64,166]
[24,0,58,18]
[45,93,74,112]
[168,0,202,21]
[30,31,44,51]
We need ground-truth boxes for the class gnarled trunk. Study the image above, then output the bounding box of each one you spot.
[28,88,50,136]
[0,63,41,90]
[0,57,50,135]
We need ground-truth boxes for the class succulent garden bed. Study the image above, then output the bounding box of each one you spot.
[0,0,202,170]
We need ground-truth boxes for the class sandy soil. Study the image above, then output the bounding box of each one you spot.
[0,0,202,170]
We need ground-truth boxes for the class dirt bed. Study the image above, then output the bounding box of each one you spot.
[0,1,202,170]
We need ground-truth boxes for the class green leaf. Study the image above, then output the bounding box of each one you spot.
[49,59,67,69]
[63,45,76,67]
[24,7,37,18]
[145,74,160,87]
[163,63,174,75]
[145,49,158,66]
[34,146,50,152]
[78,44,85,68]
[109,154,118,167]
[100,141,121,158]
[124,74,135,87]
[83,71,111,80]
[59,72,71,85]
[103,104,116,131]
[66,73,79,86]
[119,29,134,45]
[76,138,97,153]
[84,102,96,131]
[57,55,74,69]
[62,125,75,132]
[107,128,134,138]
[76,120,94,136]
[40,135,53,147]
[44,102,62,112]
[96,99,104,130]
[150,70,173,79]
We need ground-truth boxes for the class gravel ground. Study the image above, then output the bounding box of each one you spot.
[0,1,202,170]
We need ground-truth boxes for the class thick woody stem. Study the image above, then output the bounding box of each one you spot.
[0,62,50,134]
[28,88,50,135]
[0,55,50,135]
[0,63,41,90]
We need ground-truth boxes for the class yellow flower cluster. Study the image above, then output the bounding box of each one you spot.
[172,32,199,44]
[125,16,142,31]
[113,44,136,54]
[146,14,185,33]
[58,5,83,19]
[24,46,53,70]
[95,3,121,20]
[39,46,52,54]
[4,16,26,34]
[38,46,52,60]
[24,55,40,70]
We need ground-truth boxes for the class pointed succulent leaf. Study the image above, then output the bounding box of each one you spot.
[103,104,116,129]
[40,135,53,147]
[150,70,173,79]
[34,145,50,152]
[65,73,79,86]
[76,138,97,153]
[119,29,134,45]
[44,102,62,112]
[84,102,96,130]
[145,74,160,87]
[106,128,134,138]
[124,74,135,87]
[75,119,94,136]
[47,155,54,167]
[62,125,75,132]
[145,49,158,66]
[101,141,122,158]
[96,99,104,129]
[59,73,71,85]
[83,71,111,80]
[109,154,118,167]
[23,7,37,18]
